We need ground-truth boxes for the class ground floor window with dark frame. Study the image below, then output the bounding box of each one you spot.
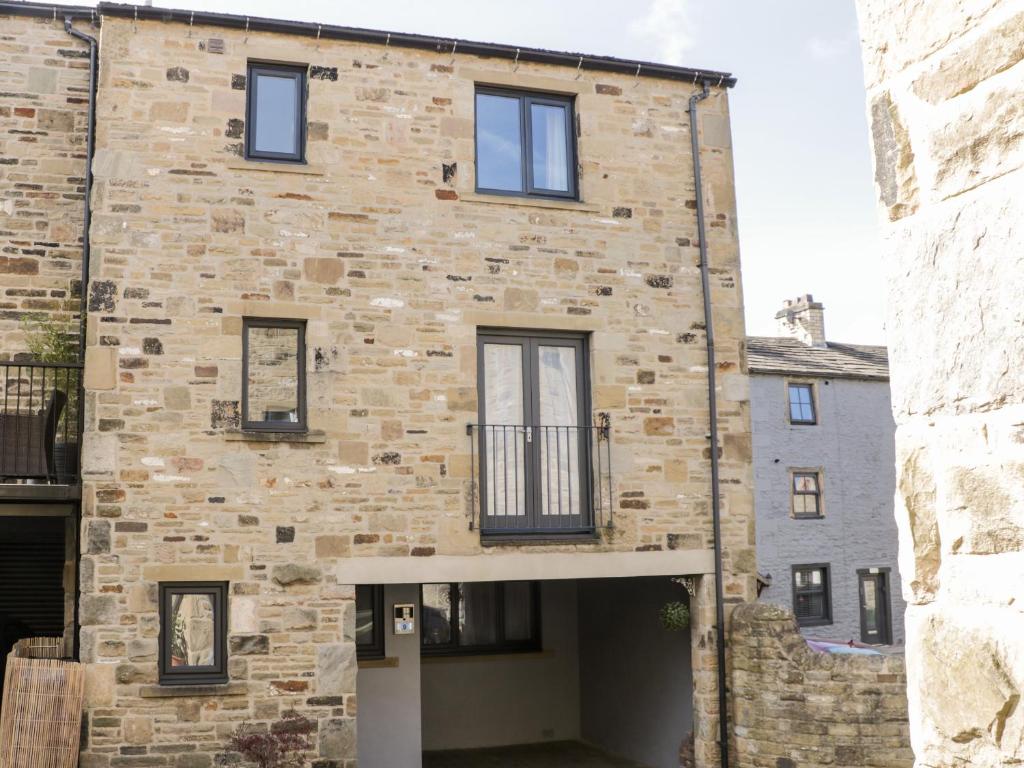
[791,565,831,627]
[158,582,228,685]
[421,581,540,655]
[356,584,385,660]
[476,330,594,536]
[858,569,893,645]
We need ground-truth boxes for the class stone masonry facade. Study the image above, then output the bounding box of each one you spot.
[730,602,912,768]
[856,0,1024,765]
[0,9,758,768]
[0,14,89,356]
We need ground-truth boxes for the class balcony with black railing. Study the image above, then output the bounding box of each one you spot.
[0,361,83,499]
[467,419,612,539]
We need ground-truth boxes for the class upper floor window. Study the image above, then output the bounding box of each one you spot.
[356,585,385,660]
[421,581,540,655]
[159,582,228,685]
[475,87,577,199]
[788,383,816,424]
[792,565,831,627]
[476,330,593,535]
[242,318,306,431]
[792,471,822,518]
[246,63,307,162]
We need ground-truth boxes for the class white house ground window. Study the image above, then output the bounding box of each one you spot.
[792,565,831,627]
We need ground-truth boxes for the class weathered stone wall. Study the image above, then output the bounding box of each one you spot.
[855,1,1024,765]
[731,602,912,768]
[66,12,754,768]
[0,14,88,357]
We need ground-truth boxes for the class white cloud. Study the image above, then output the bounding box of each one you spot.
[806,35,851,60]
[629,0,695,66]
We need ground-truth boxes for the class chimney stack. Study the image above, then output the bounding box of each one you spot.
[775,294,827,347]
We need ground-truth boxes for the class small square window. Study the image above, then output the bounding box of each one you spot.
[356,585,385,660]
[245,63,307,162]
[242,318,307,431]
[792,565,831,626]
[788,383,816,424]
[475,88,577,200]
[792,471,822,518]
[159,582,228,685]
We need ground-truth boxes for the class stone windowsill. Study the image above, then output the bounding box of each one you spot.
[139,682,248,698]
[225,159,326,176]
[421,650,553,665]
[357,657,400,670]
[225,429,327,444]
[458,191,601,213]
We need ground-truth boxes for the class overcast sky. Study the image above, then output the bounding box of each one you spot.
[52,0,885,344]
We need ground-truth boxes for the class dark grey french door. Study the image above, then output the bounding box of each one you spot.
[477,331,592,535]
[858,569,892,645]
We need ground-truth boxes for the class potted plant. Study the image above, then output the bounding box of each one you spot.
[20,313,79,482]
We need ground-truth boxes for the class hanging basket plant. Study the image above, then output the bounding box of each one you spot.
[659,600,691,632]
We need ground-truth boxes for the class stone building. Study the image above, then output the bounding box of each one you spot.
[749,295,905,647]
[856,0,1024,765]
[0,3,755,767]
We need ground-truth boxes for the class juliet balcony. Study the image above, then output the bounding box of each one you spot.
[0,361,83,501]
[467,420,612,541]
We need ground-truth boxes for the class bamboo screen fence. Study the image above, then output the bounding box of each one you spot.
[0,637,84,768]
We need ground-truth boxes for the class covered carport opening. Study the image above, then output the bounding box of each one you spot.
[357,576,694,768]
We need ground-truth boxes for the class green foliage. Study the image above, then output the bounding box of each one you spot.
[20,313,77,363]
[659,600,691,632]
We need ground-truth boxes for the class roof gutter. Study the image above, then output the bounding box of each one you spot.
[689,79,731,768]
[0,1,736,88]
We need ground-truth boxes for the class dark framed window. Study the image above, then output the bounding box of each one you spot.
[476,330,593,535]
[858,569,893,645]
[788,383,817,424]
[421,581,540,656]
[791,471,822,518]
[356,585,385,660]
[241,318,307,431]
[158,582,228,685]
[245,63,307,162]
[792,565,831,627]
[475,87,577,199]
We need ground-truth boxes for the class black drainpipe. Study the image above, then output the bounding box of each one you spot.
[63,15,97,664]
[689,80,730,768]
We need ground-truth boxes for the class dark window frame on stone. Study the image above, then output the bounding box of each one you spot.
[356,584,385,661]
[787,382,817,425]
[245,62,308,163]
[791,565,832,627]
[241,317,307,433]
[791,470,823,519]
[420,581,541,656]
[158,581,229,686]
[474,86,578,200]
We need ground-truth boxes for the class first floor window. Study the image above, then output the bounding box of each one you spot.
[159,582,228,685]
[791,471,822,518]
[788,383,816,424]
[792,565,831,627]
[356,585,385,660]
[421,581,540,655]
[242,318,307,431]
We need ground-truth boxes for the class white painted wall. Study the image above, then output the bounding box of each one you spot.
[579,576,693,768]
[357,583,423,768]
[751,374,906,645]
[420,579,581,751]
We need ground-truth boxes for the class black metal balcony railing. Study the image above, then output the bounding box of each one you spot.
[0,362,82,485]
[467,421,612,537]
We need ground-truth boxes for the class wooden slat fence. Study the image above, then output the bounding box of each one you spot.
[0,637,84,768]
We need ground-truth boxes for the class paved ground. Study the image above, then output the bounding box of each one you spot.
[423,741,654,768]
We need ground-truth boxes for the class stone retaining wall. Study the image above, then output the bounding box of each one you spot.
[730,602,912,768]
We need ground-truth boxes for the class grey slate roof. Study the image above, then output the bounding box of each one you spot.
[746,336,889,381]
